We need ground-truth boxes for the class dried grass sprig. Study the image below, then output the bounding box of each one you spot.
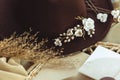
[0,31,61,63]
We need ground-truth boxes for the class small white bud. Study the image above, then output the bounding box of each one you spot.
[71,36,75,40]
[63,33,66,35]
[60,34,62,36]
[92,31,95,34]
[90,35,92,37]
[64,40,67,43]
[67,39,71,42]
[77,25,80,27]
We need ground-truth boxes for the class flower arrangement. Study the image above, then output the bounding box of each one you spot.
[54,16,95,46]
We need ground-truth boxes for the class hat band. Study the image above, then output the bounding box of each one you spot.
[86,0,120,23]
[54,16,95,47]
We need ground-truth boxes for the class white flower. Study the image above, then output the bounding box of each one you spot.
[82,18,95,32]
[97,13,108,22]
[54,39,62,46]
[111,10,120,18]
[67,29,73,36]
[117,16,120,22]
[67,39,71,42]
[75,29,83,37]
[76,25,80,27]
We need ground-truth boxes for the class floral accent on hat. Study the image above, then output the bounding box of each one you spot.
[54,17,95,46]
[111,10,120,22]
[111,10,120,18]
[54,38,62,46]
[66,29,74,36]
[75,28,83,37]
[82,18,95,37]
[97,13,108,23]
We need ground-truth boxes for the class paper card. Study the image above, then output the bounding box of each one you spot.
[79,46,120,80]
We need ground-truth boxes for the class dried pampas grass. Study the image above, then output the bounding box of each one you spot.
[0,31,61,63]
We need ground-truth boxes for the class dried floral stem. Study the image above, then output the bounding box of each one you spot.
[0,31,60,63]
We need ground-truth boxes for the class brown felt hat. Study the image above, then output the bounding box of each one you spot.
[0,0,113,54]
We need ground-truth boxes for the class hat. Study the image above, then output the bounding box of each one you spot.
[0,0,113,54]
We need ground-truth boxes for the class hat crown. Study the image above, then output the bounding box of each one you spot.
[15,0,87,36]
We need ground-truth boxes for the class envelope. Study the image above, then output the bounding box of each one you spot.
[79,46,120,80]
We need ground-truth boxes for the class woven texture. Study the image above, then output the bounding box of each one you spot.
[83,41,120,55]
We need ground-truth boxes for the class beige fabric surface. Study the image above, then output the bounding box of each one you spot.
[0,57,28,80]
